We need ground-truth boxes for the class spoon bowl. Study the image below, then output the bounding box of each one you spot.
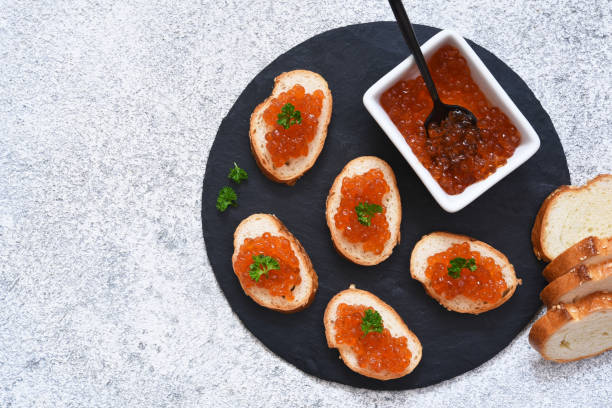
[426,102,478,136]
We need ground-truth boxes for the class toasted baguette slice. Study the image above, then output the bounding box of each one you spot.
[529,292,612,362]
[232,214,317,312]
[325,156,401,266]
[249,70,332,185]
[540,259,612,307]
[542,236,612,282]
[532,174,612,262]
[324,287,422,380]
[410,232,521,314]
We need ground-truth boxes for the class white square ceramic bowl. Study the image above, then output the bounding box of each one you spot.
[363,30,540,213]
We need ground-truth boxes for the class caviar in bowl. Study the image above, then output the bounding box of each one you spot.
[363,30,540,213]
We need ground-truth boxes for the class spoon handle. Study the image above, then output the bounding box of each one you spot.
[388,0,442,107]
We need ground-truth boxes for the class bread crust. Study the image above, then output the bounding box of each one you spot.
[540,260,612,307]
[325,156,402,266]
[531,174,612,262]
[529,292,612,362]
[531,185,563,262]
[249,70,332,185]
[542,236,612,282]
[410,232,520,314]
[323,288,422,380]
[232,214,318,313]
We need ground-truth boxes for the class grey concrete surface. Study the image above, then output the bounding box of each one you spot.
[1,0,610,406]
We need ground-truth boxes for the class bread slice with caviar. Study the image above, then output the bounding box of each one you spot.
[410,232,521,314]
[532,174,612,262]
[325,156,401,266]
[249,70,332,185]
[232,213,317,312]
[540,258,612,307]
[529,292,612,362]
[324,287,422,380]
[542,236,612,282]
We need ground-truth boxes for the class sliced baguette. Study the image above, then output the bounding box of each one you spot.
[410,232,521,314]
[529,292,612,362]
[249,70,332,185]
[531,174,612,262]
[325,156,401,266]
[540,259,612,307]
[323,287,422,380]
[232,214,317,312]
[542,236,612,282]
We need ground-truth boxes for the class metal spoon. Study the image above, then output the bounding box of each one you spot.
[388,0,478,136]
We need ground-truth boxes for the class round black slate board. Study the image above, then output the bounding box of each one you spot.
[202,22,570,389]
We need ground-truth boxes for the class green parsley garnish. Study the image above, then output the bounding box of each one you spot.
[228,162,248,184]
[216,186,237,212]
[355,202,383,226]
[248,255,280,282]
[277,103,302,129]
[361,308,384,337]
[447,257,477,279]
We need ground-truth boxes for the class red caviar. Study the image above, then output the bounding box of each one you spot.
[262,84,324,167]
[234,233,301,300]
[334,304,411,374]
[425,242,507,303]
[381,45,521,195]
[333,169,390,254]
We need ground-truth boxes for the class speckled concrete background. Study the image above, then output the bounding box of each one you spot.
[1,0,610,406]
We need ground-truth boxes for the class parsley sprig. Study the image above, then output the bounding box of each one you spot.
[248,255,280,282]
[361,308,384,337]
[355,202,383,226]
[277,103,302,129]
[228,162,248,184]
[447,257,477,279]
[216,186,237,212]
